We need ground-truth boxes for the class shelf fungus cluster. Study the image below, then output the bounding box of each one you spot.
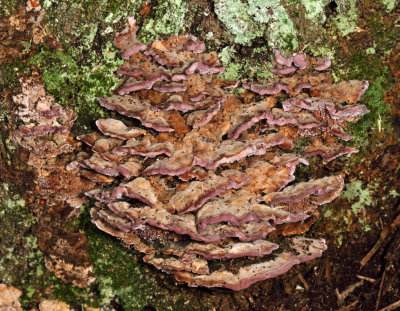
[12,74,96,287]
[73,19,369,290]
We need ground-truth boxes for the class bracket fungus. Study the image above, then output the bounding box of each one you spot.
[12,74,96,287]
[71,19,369,290]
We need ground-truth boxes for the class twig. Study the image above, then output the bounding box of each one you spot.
[317,256,326,281]
[336,281,364,305]
[301,42,311,53]
[356,275,376,283]
[336,288,342,304]
[341,281,364,299]
[360,213,400,269]
[325,257,331,282]
[297,272,309,290]
[337,300,359,311]
[375,270,386,311]
[379,300,400,311]
[360,227,388,269]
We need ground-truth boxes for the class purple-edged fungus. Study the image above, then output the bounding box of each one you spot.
[13,75,77,161]
[12,75,96,287]
[71,19,370,290]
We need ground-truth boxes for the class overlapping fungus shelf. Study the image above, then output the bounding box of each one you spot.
[67,17,369,290]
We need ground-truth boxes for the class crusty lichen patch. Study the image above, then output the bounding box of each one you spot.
[341,180,376,232]
[0,183,35,284]
[139,0,189,43]
[213,0,263,46]
[0,183,52,307]
[381,0,398,12]
[213,0,298,49]
[332,0,359,36]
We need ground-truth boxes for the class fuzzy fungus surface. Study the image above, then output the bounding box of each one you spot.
[68,18,369,290]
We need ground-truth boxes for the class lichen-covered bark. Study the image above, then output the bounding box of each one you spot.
[1,0,399,310]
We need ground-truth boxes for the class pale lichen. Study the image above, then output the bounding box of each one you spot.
[139,0,188,43]
[247,0,298,50]
[333,0,359,36]
[298,0,327,23]
[324,180,377,234]
[213,0,298,50]
[381,0,398,12]
[0,183,54,306]
[341,181,374,216]
[213,0,263,45]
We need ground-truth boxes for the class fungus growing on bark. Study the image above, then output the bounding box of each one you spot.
[71,18,369,290]
[12,74,96,287]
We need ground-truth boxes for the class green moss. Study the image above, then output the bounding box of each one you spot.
[365,12,400,53]
[0,183,57,308]
[348,75,391,147]
[79,206,215,311]
[0,59,31,93]
[0,0,23,16]
[29,43,123,131]
[358,80,391,144]
[51,279,91,307]
[87,230,164,309]
[42,0,146,48]
[29,49,79,102]
[330,6,400,148]
[333,50,392,148]
[139,0,188,43]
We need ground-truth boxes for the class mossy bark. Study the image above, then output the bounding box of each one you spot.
[1,0,399,310]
